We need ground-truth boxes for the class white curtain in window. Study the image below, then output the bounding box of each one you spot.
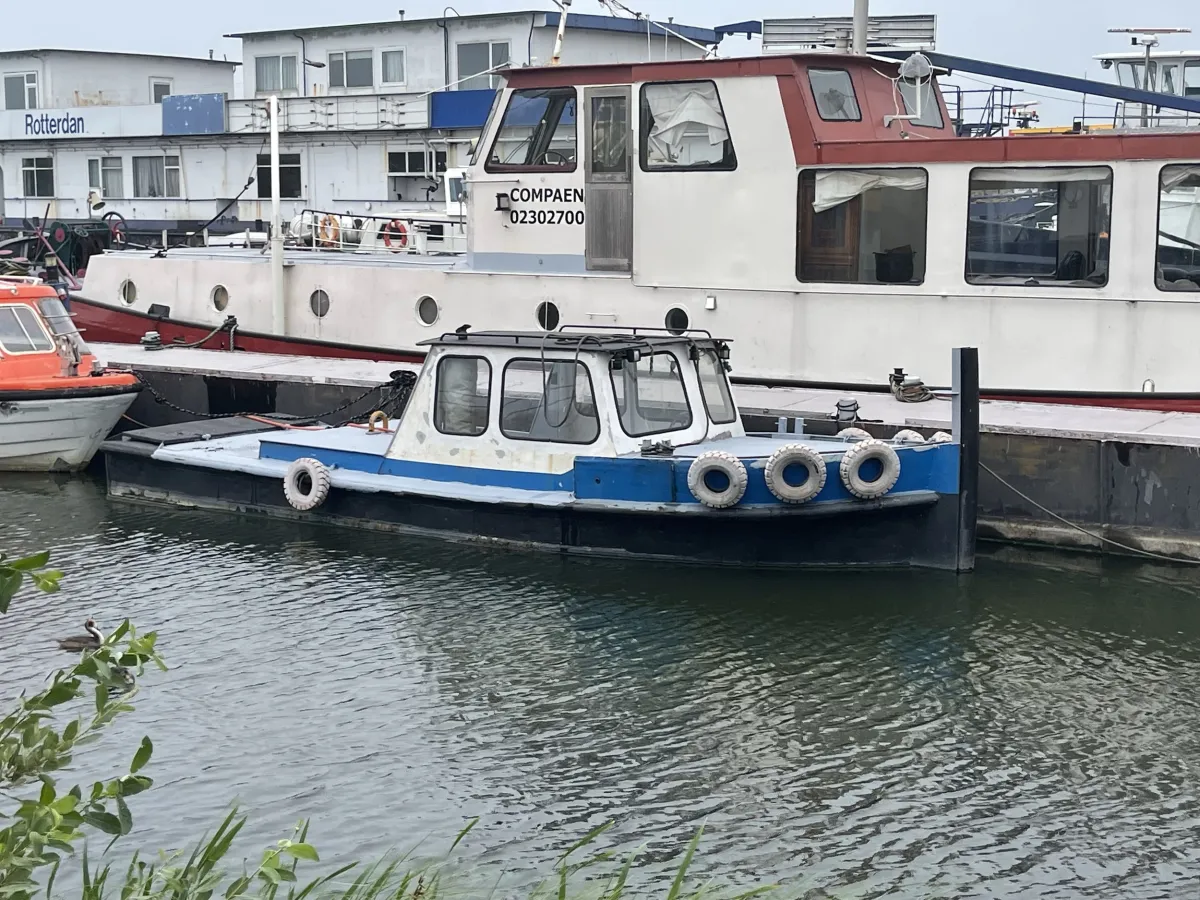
[133,158,165,198]
[643,83,728,162]
[383,51,405,84]
[970,167,1111,185]
[256,57,280,92]
[281,56,297,91]
[812,169,926,213]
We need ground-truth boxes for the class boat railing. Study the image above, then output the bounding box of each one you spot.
[944,85,1021,137]
[286,208,467,258]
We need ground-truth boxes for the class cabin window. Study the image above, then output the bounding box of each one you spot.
[257,154,302,199]
[471,90,505,166]
[500,359,600,445]
[639,81,736,170]
[965,167,1112,287]
[133,156,181,198]
[458,41,510,92]
[610,351,692,438]
[1156,165,1200,292]
[329,51,373,89]
[897,78,943,128]
[0,306,53,354]
[695,348,736,425]
[808,69,861,122]
[88,157,124,200]
[4,73,37,110]
[434,356,491,437]
[1186,62,1200,98]
[37,298,90,357]
[21,158,53,198]
[796,168,928,284]
[485,88,577,172]
[255,56,297,94]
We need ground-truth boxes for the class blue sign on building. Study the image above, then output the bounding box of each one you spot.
[162,93,227,136]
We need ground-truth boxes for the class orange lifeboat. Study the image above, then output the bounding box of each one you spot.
[0,277,141,472]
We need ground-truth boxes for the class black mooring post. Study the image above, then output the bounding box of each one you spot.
[952,347,980,572]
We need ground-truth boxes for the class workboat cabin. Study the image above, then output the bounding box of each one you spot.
[101,327,978,572]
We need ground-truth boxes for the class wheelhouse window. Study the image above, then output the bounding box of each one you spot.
[1157,165,1200,292]
[256,153,302,199]
[797,168,928,284]
[0,305,53,354]
[897,77,943,128]
[37,297,90,357]
[4,73,37,110]
[965,166,1112,287]
[329,50,373,89]
[458,41,510,91]
[255,55,297,93]
[486,88,577,172]
[695,348,736,425]
[22,158,54,198]
[640,81,736,170]
[1186,62,1200,98]
[500,359,600,445]
[808,69,861,121]
[133,156,181,198]
[88,157,123,200]
[610,350,692,437]
[434,356,491,437]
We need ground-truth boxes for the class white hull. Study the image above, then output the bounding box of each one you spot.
[0,392,137,472]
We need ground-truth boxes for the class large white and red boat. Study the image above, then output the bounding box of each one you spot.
[59,32,1200,410]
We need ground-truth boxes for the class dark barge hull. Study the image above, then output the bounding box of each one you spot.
[101,440,970,572]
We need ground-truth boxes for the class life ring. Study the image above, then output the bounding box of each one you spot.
[839,439,901,500]
[283,457,332,511]
[838,427,872,442]
[687,450,748,509]
[316,214,340,247]
[763,443,827,504]
[381,220,409,251]
[891,429,926,444]
[928,431,953,444]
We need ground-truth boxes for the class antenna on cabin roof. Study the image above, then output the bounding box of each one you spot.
[398,9,405,20]
[1107,26,1192,126]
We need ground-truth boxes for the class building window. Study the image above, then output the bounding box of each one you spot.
[255,55,297,93]
[808,69,860,121]
[500,359,600,445]
[329,50,373,89]
[965,166,1112,287]
[434,356,491,437]
[387,149,441,200]
[457,41,510,91]
[256,153,302,199]
[381,49,406,85]
[151,80,172,104]
[0,305,53,354]
[88,157,124,199]
[21,157,53,198]
[485,88,577,172]
[897,77,942,128]
[797,168,928,284]
[640,81,736,170]
[4,73,37,111]
[611,351,692,438]
[133,155,181,198]
[1156,165,1200,291]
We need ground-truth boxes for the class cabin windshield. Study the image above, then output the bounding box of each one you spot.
[695,348,736,425]
[36,298,90,357]
[1157,164,1200,292]
[611,350,692,437]
[486,88,577,171]
[500,359,600,445]
[0,304,53,354]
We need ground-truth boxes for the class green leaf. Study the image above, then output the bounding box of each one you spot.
[0,569,21,611]
[131,736,153,774]
[281,843,319,863]
[259,866,281,886]
[116,798,133,836]
[116,775,153,797]
[8,551,50,571]
[84,811,123,836]
[30,571,63,593]
[39,781,56,804]
[95,683,109,714]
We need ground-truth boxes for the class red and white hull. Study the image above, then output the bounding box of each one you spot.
[0,388,141,472]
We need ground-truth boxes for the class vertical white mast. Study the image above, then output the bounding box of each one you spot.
[852,0,869,55]
[550,0,572,65]
[268,95,285,334]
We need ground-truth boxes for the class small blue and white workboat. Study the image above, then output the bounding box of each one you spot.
[100,329,979,571]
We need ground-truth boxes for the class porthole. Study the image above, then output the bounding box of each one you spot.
[310,289,330,318]
[211,284,229,312]
[536,300,560,331]
[665,306,689,335]
[119,279,137,306]
[417,295,439,326]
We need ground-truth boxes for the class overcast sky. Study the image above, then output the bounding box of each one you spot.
[7,0,1200,123]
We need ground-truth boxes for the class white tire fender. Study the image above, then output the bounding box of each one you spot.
[838,427,872,442]
[687,450,748,509]
[839,439,901,500]
[283,457,332,511]
[891,429,926,444]
[763,443,827,504]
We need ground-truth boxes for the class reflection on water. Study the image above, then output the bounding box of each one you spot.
[3,474,1200,898]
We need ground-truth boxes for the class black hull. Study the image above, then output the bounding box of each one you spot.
[102,445,968,571]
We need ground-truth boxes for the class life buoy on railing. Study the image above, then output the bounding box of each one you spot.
[763,443,827,504]
[687,450,748,509]
[839,439,901,500]
[381,219,409,251]
[283,457,332,511]
[316,214,340,247]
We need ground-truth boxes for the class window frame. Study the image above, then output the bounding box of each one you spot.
[456,41,510,91]
[610,349,694,439]
[88,156,124,199]
[254,55,298,94]
[131,155,181,199]
[897,78,943,129]
[21,157,54,199]
[795,166,929,286]
[0,304,54,355]
[380,47,407,87]
[1154,163,1200,293]
[256,152,303,200]
[807,68,862,122]
[433,355,493,437]
[484,87,579,174]
[499,357,601,446]
[150,78,173,104]
[1185,61,1200,98]
[638,79,737,173]
[328,49,374,90]
[693,348,737,425]
[4,72,38,110]
[963,164,1114,289]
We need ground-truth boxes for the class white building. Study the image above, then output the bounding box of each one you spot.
[0,11,719,243]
